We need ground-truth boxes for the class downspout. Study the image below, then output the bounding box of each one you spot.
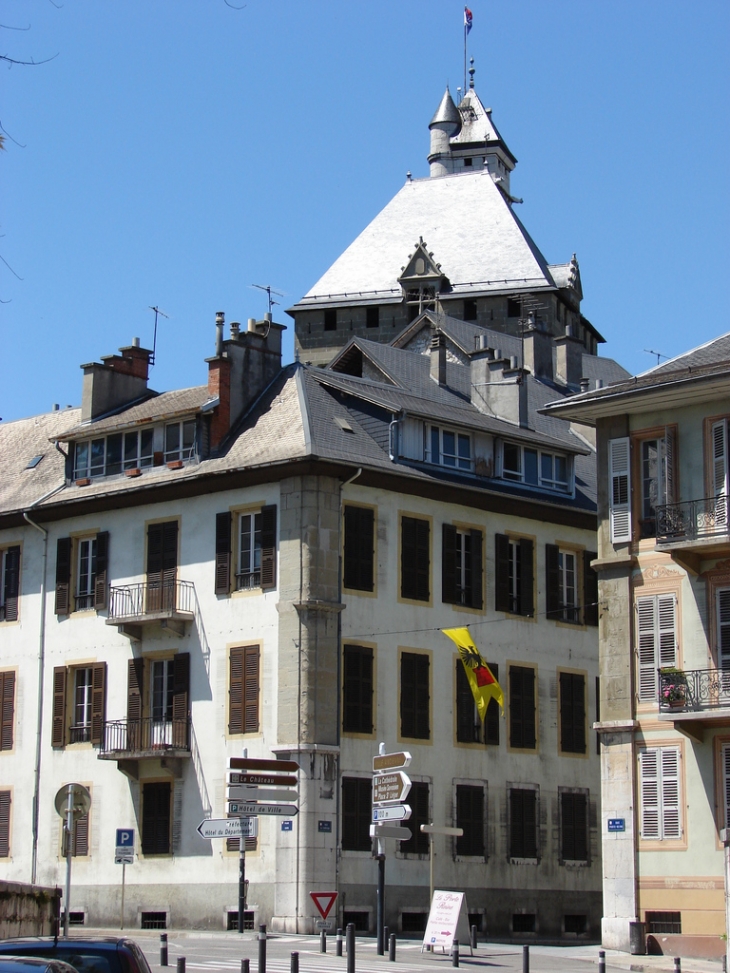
[388,410,406,461]
[24,481,66,886]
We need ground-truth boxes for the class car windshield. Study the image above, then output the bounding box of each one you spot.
[13,952,116,973]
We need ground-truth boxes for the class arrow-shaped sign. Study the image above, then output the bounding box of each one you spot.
[369,823,412,840]
[197,817,258,839]
[372,803,412,822]
[226,786,298,803]
[371,771,411,805]
[228,772,298,787]
[228,802,299,816]
[372,751,412,773]
[310,891,338,921]
[228,757,299,773]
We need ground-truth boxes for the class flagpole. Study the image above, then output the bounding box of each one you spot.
[463,21,467,98]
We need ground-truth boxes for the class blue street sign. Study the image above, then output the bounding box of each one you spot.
[607,818,625,832]
[318,820,332,833]
[116,828,134,848]
[281,820,293,832]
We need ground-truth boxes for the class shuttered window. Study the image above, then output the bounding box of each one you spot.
[142,781,172,855]
[215,511,232,595]
[546,545,579,623]
[343,507,375,592]
[609,437,632,543]
[455,784,485,857]
[94,532,109,610]
[0,672,15,751]
[495,535,534,616]
[341,777,371,851]
[455,660,499,745]
[560,791,588,862]
[0,547,20,623]
[712,420,728,528]
[401,516,430,601]
[63,811,90,857]
[90,662,107,745]
[147,521,178,612]
[343,645,373,734]
[509,666,536,750]
[260,505,277,590]
[718,588,730,673]
[509,787,537,859]
[559,672,586,754]
[722,744,730,830]
[400,652,430,740]
[636,594,677,702]
[229,646,260,734]
[583,551,598,626]
[442,525,483,609]
[0,791,10,857]
[640,747,681,839]
[52,667,67,748]
[401,781,429,856]
[55,538,72,616]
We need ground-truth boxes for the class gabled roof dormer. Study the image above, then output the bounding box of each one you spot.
[398,238,450,319]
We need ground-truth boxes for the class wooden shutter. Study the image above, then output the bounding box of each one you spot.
[401,517,429,601]
[561,792,587,861]
[142,781,171,855]
[639,748,659,838]
[441,524,458,604]
[74,812,89,857]
[660,747,681,838]
[583,551,598,627]
[509,665,535,749]
[172,652,190,746]
[90,662,106,745]
[559,672,586,754]
[637,597,658,701]
[510,788,537,858]
[469,529,483,609]
[127,657,143,722]
[3,546,20,622]
[718,588,730,671]
[94,531,109,609]
[52,666,67,748]
[0,791,10,857]
[545,544,561,620]
[260,505,277,590]
[712,420,728,529]
[0,672,14,751]
[228,647,244,734]
[55,538,72,616]
[640,747,680,839]
[609,438,632,543]
[495,534,511,612]
[723,744,730,829]
[400,652,429,739]
[343,507,374,592]
[342,777,372,852]
[343,645,372,734]
[243,645,259,733]
[456,784,484,857]
[215,512,232,595]
[520,538,534,616]
[147,523,163,583]
[147,521,178,582]
[485,662,500,745]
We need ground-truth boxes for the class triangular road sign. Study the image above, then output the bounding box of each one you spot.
[310,890,338,920]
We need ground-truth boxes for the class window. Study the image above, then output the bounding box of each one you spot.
[341,777,371,851]
[163,419,196,464]
[509,665,536,750]
[495,535,534,616]
[0,546,20,622]
[559,790,588,862]
[0,672,15,751]
[546,545,579,623]
[718,588,730,674]
[142,781,171,855]
[646,912,682,935]
[456,660,499,745]
[74,430,154,479]
[0,791,10,857]
[639,747,681,840]
[636,594,677,702]
[721,743,730,829]
[151,660,174,723]
[63,809,90,857]
[640,438,666,537]
[608,438,631,543]
[507,298,521,319]
[455,784,485,857]
[712,419,729,527]
[501,443,570,493]
[426,427,472,471]
[366,306,379,329]
[146,521,178,612]
[401,781,429,856]
[343,645,373,734]
[463,299,477,322]
[126,654,189,749]
[442,525,482,608]
[229,646,260,734]
[559,673,586,755]
[52,663,106,748]
[400,652,429,740]
[400,516,430,602]
[324,309,337,332]
[583,552,598,627]
[123,428,154,471]
[55,533,109,614]
[215,508,277,595]
[509,787,537,859]
[343,506,374,592]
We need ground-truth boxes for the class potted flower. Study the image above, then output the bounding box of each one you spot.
[660,667,687,708]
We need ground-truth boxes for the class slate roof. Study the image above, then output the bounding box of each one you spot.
[55,386,211,439]
[0,408,80,513]
[638,332,730,378]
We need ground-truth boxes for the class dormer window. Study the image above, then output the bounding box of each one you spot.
[165,419,196,464]
[74,429,154,479]
[501,442,571,493]
[426,425,472,471]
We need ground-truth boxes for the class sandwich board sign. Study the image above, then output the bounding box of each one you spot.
[422,890,472,955]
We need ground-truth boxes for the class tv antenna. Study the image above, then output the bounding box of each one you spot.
[644,348,668,366]
[148,306,169,366]
[251,284,285,315]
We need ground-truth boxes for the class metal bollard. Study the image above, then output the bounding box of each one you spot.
[598,949,605,973]
[320,929,327,952]
[389,933,396,962]
[346,922,356,973]
[290,952,299,973]
[258,923,267,973]
[471,924,477,949]
[384,925,389,950]
[336,927,343,957]
[176,959,185,973]
[452,938,459,967]
[160,933,168,967]
[241,961,249,973]
[674,959,681,973]
[523,943,530,973]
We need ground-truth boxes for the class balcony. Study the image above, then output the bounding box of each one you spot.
[106,580,195,641]
[98,717,191,778]
[655,496,729,572]
[657,667,730,741]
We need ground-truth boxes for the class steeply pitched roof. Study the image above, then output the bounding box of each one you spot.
[55,386,211,439]
[0,409,79,513]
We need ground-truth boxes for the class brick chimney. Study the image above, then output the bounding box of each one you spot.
[430,331,447,386]
[81,337,152,421]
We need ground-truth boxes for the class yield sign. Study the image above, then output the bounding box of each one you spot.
[310,891,338,921]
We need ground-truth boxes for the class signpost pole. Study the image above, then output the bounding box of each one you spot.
[120,862,126,930]
[238,834,246,934]
[376,840,385,954]
[64,789,74,938]
[429,831,435,907]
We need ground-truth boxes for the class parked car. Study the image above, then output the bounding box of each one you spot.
[0,960,79,973]
[0,940,151,973]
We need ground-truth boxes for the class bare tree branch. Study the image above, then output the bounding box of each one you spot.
[1,52,58,66]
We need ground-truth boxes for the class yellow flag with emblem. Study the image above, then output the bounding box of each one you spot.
[442,626,504,722]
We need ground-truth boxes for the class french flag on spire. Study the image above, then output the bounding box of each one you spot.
[464,6,473,33]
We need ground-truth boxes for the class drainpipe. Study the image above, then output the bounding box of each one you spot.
[23,482,65,885]
[388,411,406,462]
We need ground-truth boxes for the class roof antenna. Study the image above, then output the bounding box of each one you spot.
[148,306,169,366]
[644,348,667,366]
[251,284,285,315]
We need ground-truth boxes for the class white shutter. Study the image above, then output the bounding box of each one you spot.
[639,749,659,839]
[664,427,675,505]
[660,748,681,839]
[609,438,632,543]
[723,744,730,830]
[657,594,677,669]
[713,420,728,530]
[640,747,681,840]
[637,597,658,701]
[718,588,730,670]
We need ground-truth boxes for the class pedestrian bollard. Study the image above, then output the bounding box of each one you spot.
[383,925,389,950]
[523,944,530,973]
[320,929,327,953]
[389,933,396,962]
[290,951,299,973]
[176,959,185,973]
[598,949,605,973]
[160,933,168,967]
[470,924,477,949]
[241,961,250,973]
[674,959,681,973]
[452,938,459,967]
[258,923,267,973]
[336,928,343,957]
[346,922,356,973]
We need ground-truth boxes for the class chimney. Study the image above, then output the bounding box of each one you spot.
[554,324,584,389]
[430,331,447,386]
[207,312,232,450]
[580,377,590,393]
[522,316,553,381]
[81,338,152,421]
[470,342,528,427]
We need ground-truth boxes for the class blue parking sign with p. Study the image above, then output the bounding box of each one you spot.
[116,829,134,849]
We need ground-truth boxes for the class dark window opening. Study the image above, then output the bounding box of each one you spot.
[401,516,430,602]
[507,298,522,319]
[341,777,371,851]
[509,788,537,859]
[343,911,370,932]
[401,781,429,856]
[456,660,499,745]
[455,784,485,857]
[468,913,484,933]
[401,912,427,933]
[646,912,682,934]
[324,310,337,332]
[564,915,586,935]
[464,299,477,321]
[512,913,536,933]
[343,506,374,592]
[559,672,586,754]
[463,158,473,167]
[142,781,171,855]
[366,307,379,329]
[560,791,588,862]
[343,645,373,734]
[227,911,255,931]
[141,912,167,929]
[68,912,85,926]
[400,652,430,740]
[509,665,536,750]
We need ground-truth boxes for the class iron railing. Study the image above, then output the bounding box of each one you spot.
[658,667,730,713]
[99,717,191,755]
[655,495,728,543]
[108,580,195,621]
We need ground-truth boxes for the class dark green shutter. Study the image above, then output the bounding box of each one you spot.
[343,645,373,734]
[142,781,171,855]
[510,788,537,858]
[560,672,586,754]
[456,784,484,857]
[341,777,372,851]
[215,512,232,595]
[455,660,478,743]
[561,791,588,862]
[260,505,277,590]
[90,662,106,745]
[401,652,429,739]
[485,662,499,745]
[401,517,429,601]
[55,538,72,616]
[94,531,109,610]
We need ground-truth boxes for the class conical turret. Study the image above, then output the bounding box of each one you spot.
[428,87,461,177]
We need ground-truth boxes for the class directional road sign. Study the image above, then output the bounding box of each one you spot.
[310,891,338,921]
[420,824,463,837]
[228,772,298,787]
[228,757,299,773]
[226,786,298,803]
[372,751,411,773]
[372,771,411,805]
[197,817,258,839]
[369,824,412,841]
[228,802,299,817]
[372,803,412,823]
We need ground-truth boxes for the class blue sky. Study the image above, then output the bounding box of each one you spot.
[2,0,729,422]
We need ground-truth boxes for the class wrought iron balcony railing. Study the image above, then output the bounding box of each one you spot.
[98,717,191,756]
[108,580,195,622]
[658,667,730,714]
[655,495,728,543]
